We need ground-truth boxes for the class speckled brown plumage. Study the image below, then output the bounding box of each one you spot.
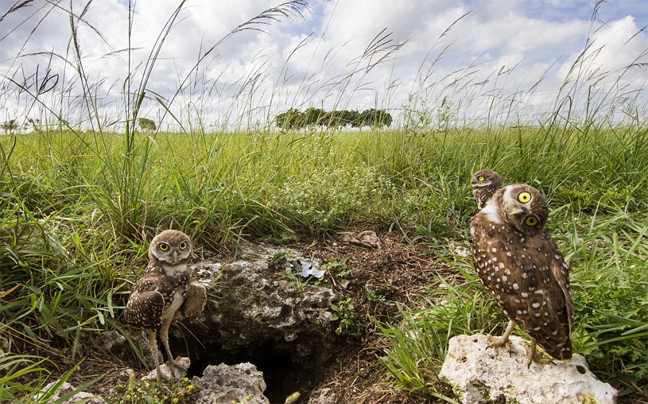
[124,262,191,330]
[124,230,206,379]
[470,184,572,363]
[471,169,503,209]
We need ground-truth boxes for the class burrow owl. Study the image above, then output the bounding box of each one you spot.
[471,169,503,209]
[124,230,207,379]
[470,184,572,365]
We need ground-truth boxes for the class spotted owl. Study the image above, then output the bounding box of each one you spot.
[471,169,503,209]
[470,184,572,365]
[124,230,207,379]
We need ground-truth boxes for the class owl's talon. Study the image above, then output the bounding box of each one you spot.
[486,320,516,353]
[487,334,510,350]
[524,340,551,367]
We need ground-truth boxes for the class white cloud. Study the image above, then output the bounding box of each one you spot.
[557,15,648,91]
[0,0,646,129]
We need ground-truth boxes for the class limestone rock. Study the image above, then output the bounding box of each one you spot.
[338,230,382,249]
[39,381,105,404]
[439,334,618,404]
[0,334,10,355]
[186,244,341,367]
[141,356,190,381]
[192,362,270,404]
[307,387,338,404]
[100,330,126,352]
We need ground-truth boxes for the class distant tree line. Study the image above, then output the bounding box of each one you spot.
[1,119,19,134]
[275,108,392,130]
[138,118,157,132]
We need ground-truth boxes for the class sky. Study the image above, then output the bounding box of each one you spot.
[0,0,647,130]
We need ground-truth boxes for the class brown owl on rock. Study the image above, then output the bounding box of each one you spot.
[470,184,572,366]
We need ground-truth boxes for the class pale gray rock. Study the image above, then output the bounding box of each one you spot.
[186,244,341,368]
[192,362,270,404]
[307,387,338,404]
[439,334,618,404]
[0,335,10,355]
[100,330,126,352]
[141,356,190,381]
[39,381,105,404]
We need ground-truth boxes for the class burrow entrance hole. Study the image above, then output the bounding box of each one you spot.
[171,338,330,403]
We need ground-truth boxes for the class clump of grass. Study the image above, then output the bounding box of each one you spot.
[566,210,648,396]
[0,353,97,403]
[378,262,503,399]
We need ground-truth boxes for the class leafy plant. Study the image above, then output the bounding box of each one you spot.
[109,375,196,404]
[321,259,351,279]
[566,210,648,395]
[1,119,19,134]
[330,297,362,338]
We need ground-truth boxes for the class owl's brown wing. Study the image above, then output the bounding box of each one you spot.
[124,291,164,331]
[473,230,572,360]
[124,277,164,331]
[175,282,207,322]
[545,232,573,334]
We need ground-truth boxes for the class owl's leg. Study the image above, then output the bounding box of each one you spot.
[524,340,551,367]
[159,317,187,372]
[146,330,163,381]
[488,320,516,349]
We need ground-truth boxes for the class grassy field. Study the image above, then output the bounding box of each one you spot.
[1,124,647,402]
[1,1,647,402]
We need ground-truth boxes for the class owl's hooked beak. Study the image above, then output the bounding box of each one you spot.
[509,208,526,217]
[171,250,179,264]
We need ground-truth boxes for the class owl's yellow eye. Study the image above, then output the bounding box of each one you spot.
[159,243,169,251]
[518,192,531,203]
[478,176,485,181]
[525,216,539,226]
[179,241,187,250]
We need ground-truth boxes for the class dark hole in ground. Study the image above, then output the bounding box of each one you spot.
[170,336,326,403]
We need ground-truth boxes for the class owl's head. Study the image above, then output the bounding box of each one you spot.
[499,184,548,235]
[148,230,192,267]
[471,169,502,190]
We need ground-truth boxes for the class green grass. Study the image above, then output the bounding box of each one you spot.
[1,125,647,401]
[376,142,648,400]
[1,1,647,401]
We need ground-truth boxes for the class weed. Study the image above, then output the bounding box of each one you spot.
[276,271,314,294]
[330,297,362,338]
[109,375,196,404]
[321,259,351,279]
[378,264,504,397]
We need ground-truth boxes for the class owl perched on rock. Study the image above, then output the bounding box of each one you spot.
[470,184,572,365]
[124,230,207,380]
[471,169,503,209]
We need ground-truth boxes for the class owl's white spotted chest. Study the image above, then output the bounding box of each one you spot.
[159,264,190,319]
[162,289,185,321]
